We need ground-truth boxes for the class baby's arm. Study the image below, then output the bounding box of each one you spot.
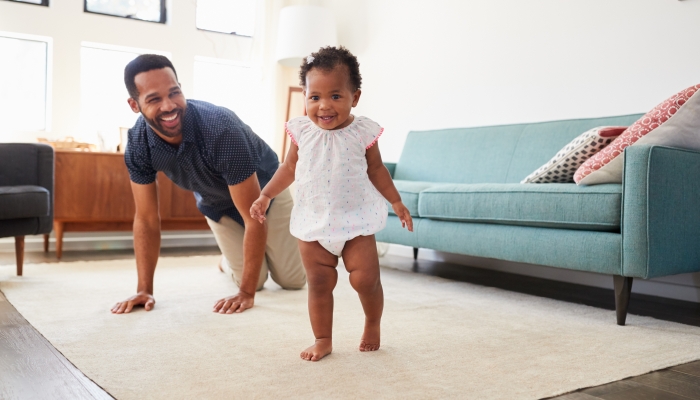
[366,143,414,232]
[250,144,299,223]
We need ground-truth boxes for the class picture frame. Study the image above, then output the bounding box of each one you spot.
[282,86,305,162]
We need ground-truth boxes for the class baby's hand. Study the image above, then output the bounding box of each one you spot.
[391,202,414,232]
[250,195,271,224]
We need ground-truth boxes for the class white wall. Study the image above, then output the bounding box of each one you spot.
[321,0,700,161]
[320,0,700,302]
[0,0,286,147]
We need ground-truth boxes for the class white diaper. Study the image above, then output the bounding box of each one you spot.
[320,240,346,257]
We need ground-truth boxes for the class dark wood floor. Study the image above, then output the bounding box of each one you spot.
[1,248,700,399]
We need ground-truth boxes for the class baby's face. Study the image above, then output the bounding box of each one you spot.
[303,66,361,130]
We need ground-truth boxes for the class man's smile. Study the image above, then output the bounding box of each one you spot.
[159,111,181,129]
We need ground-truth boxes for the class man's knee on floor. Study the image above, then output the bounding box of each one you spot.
[279,279,306,290]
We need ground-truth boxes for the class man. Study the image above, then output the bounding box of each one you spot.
[111,54,305,315]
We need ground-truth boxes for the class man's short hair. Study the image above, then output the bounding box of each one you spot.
[124,54,178,100]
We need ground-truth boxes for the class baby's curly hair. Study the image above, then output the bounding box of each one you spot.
[299,46,362,91]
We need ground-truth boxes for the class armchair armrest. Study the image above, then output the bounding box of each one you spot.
[384,162,397,179]
[622,145,700,278]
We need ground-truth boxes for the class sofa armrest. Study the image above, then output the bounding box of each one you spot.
[384,162,397,179]
[622,145,700,278]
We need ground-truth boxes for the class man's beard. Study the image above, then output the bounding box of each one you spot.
[140,105,186,138]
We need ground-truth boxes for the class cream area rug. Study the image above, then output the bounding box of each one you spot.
[3,256,700,399]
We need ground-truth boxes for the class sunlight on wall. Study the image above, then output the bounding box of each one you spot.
[193,57,273,142]
[78,42,171,150]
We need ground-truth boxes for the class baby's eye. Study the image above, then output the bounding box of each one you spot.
[310,96,319,101]
[332,95,340,100]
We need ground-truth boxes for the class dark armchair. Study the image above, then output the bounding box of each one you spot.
[0,143,54,275]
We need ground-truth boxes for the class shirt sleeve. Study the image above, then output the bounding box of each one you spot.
[211,109,261,186]
[357,118,384,149]
[124,127,157,185]
[285,116,309,147]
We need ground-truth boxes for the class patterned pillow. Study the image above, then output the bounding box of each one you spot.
[521,126,627,184]
[575,84,700,185]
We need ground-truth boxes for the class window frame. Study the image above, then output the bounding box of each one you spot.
[1,0,49,7]
[195,0,256,37]
[0,31,53,133]
[83,0,167,24]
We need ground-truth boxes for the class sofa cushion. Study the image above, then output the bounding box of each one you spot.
[0,186,50,220]
[521,126,627,183]
[393,114,643,185]
[390,180,438,217]
[575,84,700,185]
[417,183,621,232]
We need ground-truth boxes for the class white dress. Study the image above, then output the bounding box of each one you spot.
[285,115,388,256]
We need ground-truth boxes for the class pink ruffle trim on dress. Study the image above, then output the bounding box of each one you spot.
[285,122,299,146]
[365,128,384,150]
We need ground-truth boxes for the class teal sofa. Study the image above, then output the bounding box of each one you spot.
[377,114,700,325]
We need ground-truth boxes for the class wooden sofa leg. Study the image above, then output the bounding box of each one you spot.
[44,234,49,252]
[413,247,419,260]
[15,236,25,276]
[613,275,633,326]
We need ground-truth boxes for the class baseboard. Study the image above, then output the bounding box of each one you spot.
[385,244,700,304]
[0,232,218,252]
[4,234,699,303]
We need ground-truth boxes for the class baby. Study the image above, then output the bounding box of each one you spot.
[250,46,412,361]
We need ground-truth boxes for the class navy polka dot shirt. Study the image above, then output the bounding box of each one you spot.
[124,100,279,226]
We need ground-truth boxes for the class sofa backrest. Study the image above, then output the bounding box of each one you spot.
[393,114,644,183]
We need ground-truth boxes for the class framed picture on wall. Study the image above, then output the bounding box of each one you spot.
[282,87,305,162]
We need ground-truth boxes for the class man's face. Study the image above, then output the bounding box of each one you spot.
[127,67,187,143]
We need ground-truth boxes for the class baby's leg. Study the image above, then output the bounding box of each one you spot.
[342,235,383,352]
[298,240,339,361]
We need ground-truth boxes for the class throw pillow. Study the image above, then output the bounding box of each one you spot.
[521,126,627,184]
[575,84,700,185]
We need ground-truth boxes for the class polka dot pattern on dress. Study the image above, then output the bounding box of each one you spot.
[285,115,388,246]
[125,99,279,226]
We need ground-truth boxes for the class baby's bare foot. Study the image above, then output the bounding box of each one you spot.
[300,338,333,361]
[359,321,380,352]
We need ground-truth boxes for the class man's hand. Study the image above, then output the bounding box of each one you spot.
[111,292,155,314]
[250,194,271,224]
[392,202,414,232]
[213,291,255,314]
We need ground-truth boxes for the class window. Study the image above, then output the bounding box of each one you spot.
[2,0,48,6]
[193,57,271,142]
[0,32,52,134]
[84,0,165,24]
[79,42,171,150]
[196,0,256,37]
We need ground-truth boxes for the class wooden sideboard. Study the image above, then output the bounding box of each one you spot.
[50,151,209,258]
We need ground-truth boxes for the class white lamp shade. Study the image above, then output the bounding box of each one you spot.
[275,5,338,68]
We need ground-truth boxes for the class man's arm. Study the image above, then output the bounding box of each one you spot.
[212,172,267,314]
[111,181,160,313]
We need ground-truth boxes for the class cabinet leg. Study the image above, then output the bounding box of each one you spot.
[44,234,49,252]
[413,247,419,260]
[54,221,64,260]
[15,236,25,276]
[613,275,633,326]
